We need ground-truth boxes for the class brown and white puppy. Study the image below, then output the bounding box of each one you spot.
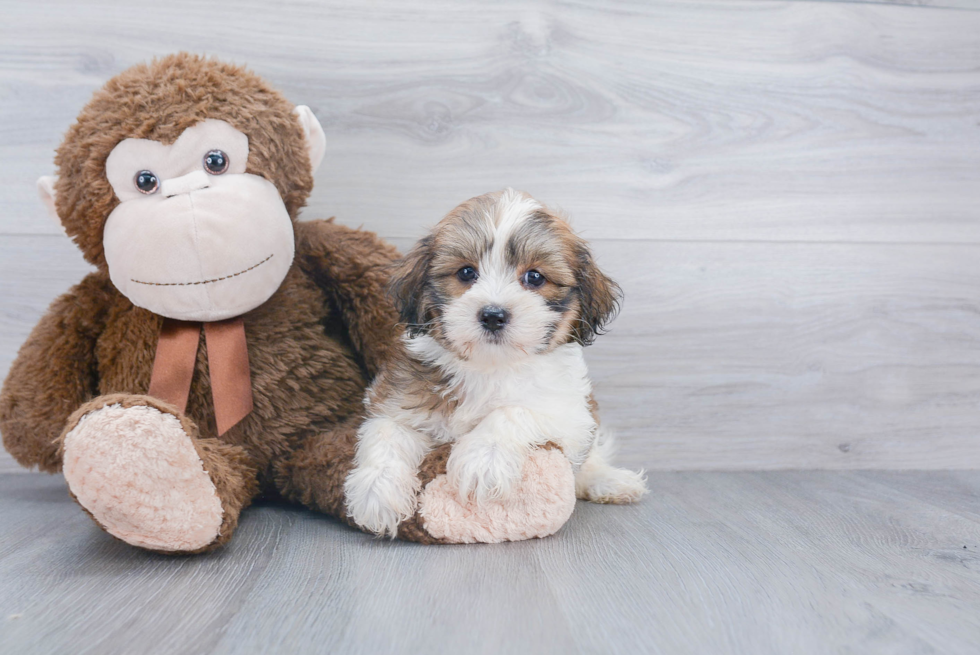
[345,189,647,537]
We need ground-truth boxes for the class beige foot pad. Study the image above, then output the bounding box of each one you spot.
[62,404,223,552]
[418,448,576,544]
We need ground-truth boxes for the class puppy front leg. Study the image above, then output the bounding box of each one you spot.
[448,407,543,505]
[344,417,432,537]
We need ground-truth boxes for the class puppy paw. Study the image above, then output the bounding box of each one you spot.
[447,438,527,505]
[575,464,648,504]
[344,465,420,537]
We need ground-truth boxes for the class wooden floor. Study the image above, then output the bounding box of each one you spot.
[0,470,978,654]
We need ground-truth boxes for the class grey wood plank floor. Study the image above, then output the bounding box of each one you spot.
[3,0,979,471]
[1,470,978,654]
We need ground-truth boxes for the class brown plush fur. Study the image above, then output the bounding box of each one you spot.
[0,54,435,551]
[53,53,314,269]
[0,216,409,550]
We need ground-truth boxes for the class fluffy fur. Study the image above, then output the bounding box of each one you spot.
[0,54,431,551]
[0,56,599,550]
[346,189,647,537]
[52,53,314,269]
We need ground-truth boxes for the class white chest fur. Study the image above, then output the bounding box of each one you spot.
[402,336,597,462]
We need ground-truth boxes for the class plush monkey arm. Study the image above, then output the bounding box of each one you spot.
[295,219,402,377]
[0,272,112,472]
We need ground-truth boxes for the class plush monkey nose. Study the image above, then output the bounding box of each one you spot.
[162,170,211,198]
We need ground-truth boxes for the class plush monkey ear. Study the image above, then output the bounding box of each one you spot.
[36,175,66,233]
[571,242,623,346]
[293,106,326,175]
[387,236,435,335]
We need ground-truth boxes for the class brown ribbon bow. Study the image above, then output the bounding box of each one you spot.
[148,316,254,435]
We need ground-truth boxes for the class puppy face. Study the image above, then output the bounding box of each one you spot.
[390,189,621,365]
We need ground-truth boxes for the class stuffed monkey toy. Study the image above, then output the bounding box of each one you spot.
[0,54,576,553]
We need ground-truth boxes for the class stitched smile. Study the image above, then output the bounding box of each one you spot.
[130,254,274,287]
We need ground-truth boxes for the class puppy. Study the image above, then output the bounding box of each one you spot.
[345,189,647,537]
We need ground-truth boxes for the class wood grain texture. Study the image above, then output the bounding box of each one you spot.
[803,0,980,9]
[586,239,980,469]
[1,0,979,472]
[1,471,978,654]
[0,0,978,243]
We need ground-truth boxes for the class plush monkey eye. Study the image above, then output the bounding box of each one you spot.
[456,266,478,283]
[134,170,159,195]
[522,270,545,287]
[203,149,229,175]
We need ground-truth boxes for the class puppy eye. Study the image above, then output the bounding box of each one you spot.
[203,149,229,175]
[522,269,545,287]
[456,266,478,282]
[134,170,160,195]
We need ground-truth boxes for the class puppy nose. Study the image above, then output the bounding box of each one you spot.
[479,306,509,333]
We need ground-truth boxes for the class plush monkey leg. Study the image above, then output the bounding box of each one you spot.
[278,421,576,544]
[59,394,258,554]
[274,415,361,522]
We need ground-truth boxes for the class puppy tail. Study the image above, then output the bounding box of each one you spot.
[574,428,648,504]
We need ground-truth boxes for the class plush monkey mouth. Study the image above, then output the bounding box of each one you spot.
[129,254,275,287]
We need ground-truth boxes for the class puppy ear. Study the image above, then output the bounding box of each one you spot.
[571,241,622,346]
[387,235,435,335]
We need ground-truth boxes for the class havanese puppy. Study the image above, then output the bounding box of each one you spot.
[345,189,647,537]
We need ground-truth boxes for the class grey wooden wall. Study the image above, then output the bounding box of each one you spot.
[1,0,978,472]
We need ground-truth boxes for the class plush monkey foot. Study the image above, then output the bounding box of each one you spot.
[398,444,576,544]
[61,395,224,553]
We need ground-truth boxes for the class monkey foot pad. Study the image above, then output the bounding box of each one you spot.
[62,403,223,552]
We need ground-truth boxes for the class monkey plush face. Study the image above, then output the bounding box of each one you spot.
[38,54,327,321]
[102,119,295,321]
